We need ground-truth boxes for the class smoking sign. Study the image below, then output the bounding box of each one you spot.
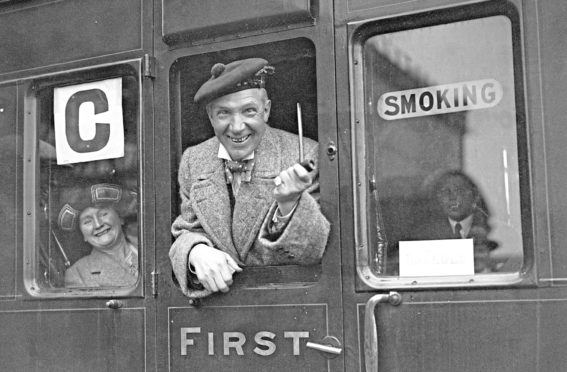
[54,77,124,165]
[377,79,503,120]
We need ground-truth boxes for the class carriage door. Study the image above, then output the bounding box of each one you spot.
[153,1,342,370]
[340,2,535,371]
[14,59,157,371]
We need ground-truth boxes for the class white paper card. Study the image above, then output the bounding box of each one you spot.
[54,77,124,165]
[399,239,475,276]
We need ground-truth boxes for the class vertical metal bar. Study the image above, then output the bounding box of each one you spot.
[151,271,159,297]
[51,231,71,268]
[297,102,304,162]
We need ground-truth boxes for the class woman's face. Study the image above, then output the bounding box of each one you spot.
[79,206,124,250]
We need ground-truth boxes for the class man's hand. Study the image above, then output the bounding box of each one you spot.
[188,244,242,293]
[273,163,313,215]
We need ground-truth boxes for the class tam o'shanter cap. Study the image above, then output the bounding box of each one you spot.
[194,58,275,105]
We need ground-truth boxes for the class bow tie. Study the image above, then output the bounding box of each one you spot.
[224,159,254,184]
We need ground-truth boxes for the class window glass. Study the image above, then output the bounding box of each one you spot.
[355,15,525,282]
[26,65,140,294]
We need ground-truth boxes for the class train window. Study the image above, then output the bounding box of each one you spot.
[352,7,529,287]
[23,63,141,297]
[170,38,324,288]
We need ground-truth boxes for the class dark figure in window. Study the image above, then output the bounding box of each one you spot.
[169,58,330,299]
[411,170,498,273]
[57,183,139,288]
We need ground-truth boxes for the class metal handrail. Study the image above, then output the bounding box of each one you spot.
[364,292,402,372]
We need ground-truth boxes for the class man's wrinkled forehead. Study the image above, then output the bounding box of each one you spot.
[207,88,267,111]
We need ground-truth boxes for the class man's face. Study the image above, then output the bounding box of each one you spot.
[207,89,271,161]
[79,206,124,250]
[436,175,478,222]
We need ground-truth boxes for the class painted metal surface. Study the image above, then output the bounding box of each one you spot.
[162,0,314,44]
[0,0,143,75]
[0,83,18,299]
[537,0,567,280]
[0,308,146,371]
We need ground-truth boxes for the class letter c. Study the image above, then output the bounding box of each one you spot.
[65,89,110,153]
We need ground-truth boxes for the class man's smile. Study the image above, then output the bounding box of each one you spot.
[447,201,462,210]
[228,134,251,143]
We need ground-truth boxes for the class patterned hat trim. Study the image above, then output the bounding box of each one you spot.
[58,203,79,232]
[91,183,122,204]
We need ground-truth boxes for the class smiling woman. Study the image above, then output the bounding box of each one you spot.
[57,183,139,288]
[57,184,138,288]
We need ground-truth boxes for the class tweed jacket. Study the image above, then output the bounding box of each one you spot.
[170,126,330,298]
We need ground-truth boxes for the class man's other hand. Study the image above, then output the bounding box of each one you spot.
[188,244,242,292]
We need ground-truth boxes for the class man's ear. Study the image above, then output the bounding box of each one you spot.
[473,194,481,208]
[263,99,271,122]
[206,104,214,123]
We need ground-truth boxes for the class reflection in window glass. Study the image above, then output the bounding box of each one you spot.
[34,72,139,290]
[362,16,523,277]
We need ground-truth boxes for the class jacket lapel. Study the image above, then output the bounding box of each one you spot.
[190,154,240,260]
[232,127,281,260]
[232,180,273,260]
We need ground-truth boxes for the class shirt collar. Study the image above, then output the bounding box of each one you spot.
[448,214,474,237]
[217,143,255,161]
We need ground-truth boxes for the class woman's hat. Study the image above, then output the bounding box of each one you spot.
[57,183,137,231]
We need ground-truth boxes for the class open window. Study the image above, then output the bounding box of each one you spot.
[169,38,324,287]
[351,2,530,288]
[23,62,142,297]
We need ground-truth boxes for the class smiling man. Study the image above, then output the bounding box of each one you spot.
[169,58,330,298]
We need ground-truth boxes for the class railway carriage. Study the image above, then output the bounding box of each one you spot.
[0,0,566,371]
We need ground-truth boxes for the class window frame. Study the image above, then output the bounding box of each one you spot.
[168,38,326,289]
[348,1,535,291]
[22,60,144,299]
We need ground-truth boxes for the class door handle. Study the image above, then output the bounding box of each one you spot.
[106,299,124,309]
[364,291,402,372]
[305,335,342,358]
